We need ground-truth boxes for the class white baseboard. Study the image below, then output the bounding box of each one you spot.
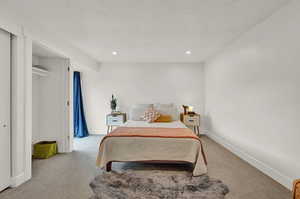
[207,131,293,190]
[10,172,26,187]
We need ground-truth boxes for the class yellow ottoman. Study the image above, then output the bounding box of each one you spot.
[33,141,58,159]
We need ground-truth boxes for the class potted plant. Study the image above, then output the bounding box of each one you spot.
[110,94,117,113]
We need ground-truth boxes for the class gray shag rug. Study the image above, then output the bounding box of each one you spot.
[90,170,229,199]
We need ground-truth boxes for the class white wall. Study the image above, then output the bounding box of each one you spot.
[32,57,69,152]
[80,63,205,134]
[204,0,300,189]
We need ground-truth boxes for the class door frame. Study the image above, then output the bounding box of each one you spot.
[62,59,73,153]
[67,66,74,152]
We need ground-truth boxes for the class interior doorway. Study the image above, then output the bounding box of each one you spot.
[31,41,71,155]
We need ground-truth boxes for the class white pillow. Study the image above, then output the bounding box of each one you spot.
[153,103,179,121]
[129,104,153,120]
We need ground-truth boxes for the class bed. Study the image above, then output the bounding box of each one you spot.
[96,119,208,176]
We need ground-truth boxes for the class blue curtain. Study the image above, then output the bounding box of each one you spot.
[73,71,89,138]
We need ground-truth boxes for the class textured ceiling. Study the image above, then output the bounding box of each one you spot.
[0,0,291,62]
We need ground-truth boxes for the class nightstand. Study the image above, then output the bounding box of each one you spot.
[106,113,127,133]
[181,114,200,135]
[294,179,300,199]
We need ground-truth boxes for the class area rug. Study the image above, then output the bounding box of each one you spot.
[90,170,229,199]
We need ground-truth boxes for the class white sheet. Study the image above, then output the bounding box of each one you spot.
[122,120,187,128]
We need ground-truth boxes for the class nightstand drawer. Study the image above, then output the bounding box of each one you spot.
[183,115,200,126]
[106,115,124,126]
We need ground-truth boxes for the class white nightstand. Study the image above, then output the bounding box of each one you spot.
[182,114,200,135]
[106,113,127,133]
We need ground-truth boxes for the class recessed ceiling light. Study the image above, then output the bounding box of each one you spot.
[112,51,118,55]
[185,51,191,55]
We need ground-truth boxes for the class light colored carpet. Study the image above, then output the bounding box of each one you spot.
[0,135,291,199]
[90,170,229,199]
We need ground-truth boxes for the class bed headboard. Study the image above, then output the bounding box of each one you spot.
[129,103,179,121]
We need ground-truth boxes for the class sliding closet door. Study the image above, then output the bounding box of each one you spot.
[0,28,11,191]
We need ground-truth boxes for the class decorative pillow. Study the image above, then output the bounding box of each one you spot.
[129,104,153,121]
[141,108,160,123]
[154,115,173,122]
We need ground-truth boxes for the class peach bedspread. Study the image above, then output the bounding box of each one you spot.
[102,127,202,142]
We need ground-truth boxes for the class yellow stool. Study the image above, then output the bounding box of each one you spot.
[33,141,58,159]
